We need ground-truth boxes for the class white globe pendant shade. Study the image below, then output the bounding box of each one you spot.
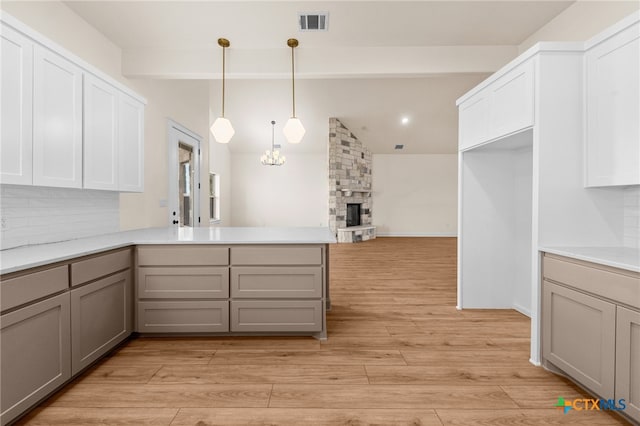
[283,117,305,144]
[210,117,235,144]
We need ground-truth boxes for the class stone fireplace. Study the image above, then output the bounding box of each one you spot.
[328,118,376,243]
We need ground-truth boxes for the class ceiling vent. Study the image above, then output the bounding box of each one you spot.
[298,12,329,31]
[395,144,404,150]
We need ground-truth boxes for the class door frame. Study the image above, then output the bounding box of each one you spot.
[167,119,202,227]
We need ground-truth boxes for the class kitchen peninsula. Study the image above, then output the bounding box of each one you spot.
[0,227,335,425]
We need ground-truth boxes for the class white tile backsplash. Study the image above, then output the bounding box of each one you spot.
[624,186,640,248]
[0,185,119,250]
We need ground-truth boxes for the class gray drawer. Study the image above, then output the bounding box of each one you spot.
[230,300,322,332]
[137,301,229,333]
[231,267,322,299]
[231,246,322,265]
[543,254,640,309]
[137,245,229,266]
[1,265,69,312]
[138,267,229,299]
[71,248,131,287]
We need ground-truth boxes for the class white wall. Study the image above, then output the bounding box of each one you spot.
[519,0,640,52]
[372,154,457,236]
[1,1,213,232]
[230,153,328,227]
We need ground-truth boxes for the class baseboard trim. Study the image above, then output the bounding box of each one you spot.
[513,303,532,318]
[377,232,457,237]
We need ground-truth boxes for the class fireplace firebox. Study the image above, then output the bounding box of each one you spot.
[346,203,361,227]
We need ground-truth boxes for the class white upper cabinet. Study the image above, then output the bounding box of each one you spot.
[458,58,534,151]
[84,75,118,190]
[0,15,146,192]
[118,93,144,192]
[33,45,83,188]
[585,17,640,187]
[1,25,33,185]
[489,60,535,140]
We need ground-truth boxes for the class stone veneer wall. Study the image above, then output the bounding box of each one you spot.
[328,118,373,235]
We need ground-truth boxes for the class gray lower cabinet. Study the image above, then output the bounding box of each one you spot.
[542,280,616,398]
[231,300,322,332]
[616,306,640,420]
[542,253,640,424]
[70,270,132,375]
[0,293,71,426]
[137,300,229,332]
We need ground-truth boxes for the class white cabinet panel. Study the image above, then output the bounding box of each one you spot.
[0,24,33,185]
[586,21,640,187]
[458,59,534,151]
[459,92,489,151]
[489,60,534,139]
[118,93,144,192]
[83,75,118,190]
[33,46,82,188]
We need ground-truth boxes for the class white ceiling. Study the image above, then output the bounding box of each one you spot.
[61,0,577,154]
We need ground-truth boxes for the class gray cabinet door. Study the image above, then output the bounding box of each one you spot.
[1,293,71,426]
[138,267,229,299]
[137,300,229,333]
[616,306,640,422]
[543,281,616,398]
[231,267,322,299]
[231,300,322,332]
[70,270,132,375]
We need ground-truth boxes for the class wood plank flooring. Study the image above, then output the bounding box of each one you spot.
[18,237,629,425]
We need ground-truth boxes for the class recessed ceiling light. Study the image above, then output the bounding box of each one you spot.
[401,117,409,125]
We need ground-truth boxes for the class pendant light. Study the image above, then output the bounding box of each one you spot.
[261,121,286,166]
[210,38,234,144]
[283,38,305,144]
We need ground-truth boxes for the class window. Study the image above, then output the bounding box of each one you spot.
[209,173,220,222]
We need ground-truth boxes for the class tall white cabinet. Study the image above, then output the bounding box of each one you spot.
[0,12,146,192]
[457,14,638,365]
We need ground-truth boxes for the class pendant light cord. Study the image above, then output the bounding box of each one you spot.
[291,45,296,118]
[221,44,226,117]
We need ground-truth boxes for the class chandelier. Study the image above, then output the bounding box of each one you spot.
[261,121,286,166]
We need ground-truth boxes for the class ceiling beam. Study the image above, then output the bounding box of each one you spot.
[122,45,518,79]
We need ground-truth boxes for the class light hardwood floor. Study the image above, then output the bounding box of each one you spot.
[18,238,629,425]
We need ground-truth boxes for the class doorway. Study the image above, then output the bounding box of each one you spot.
[168,120,201,227]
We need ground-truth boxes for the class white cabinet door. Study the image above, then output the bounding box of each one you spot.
[585,21,640,187]
[118,93,144,192]
[83,75,118,190]
[1,24,33,185]
[489,60,535,140]
[458,59,534,151]
[459,91,489,151]
[33,45,83,188]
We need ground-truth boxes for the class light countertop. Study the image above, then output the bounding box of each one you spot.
[0,227,336,275]
[540,246,640,273]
